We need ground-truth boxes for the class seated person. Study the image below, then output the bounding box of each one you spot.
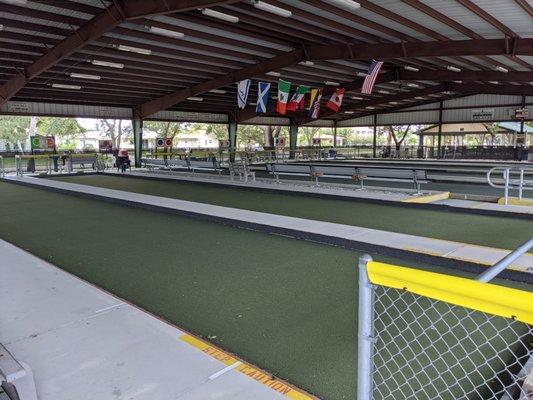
[116,149,131,172]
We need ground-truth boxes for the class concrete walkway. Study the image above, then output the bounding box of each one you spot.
[5,176,532,276]
[0,239,315,400]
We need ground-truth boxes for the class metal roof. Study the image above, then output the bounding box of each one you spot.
[0,0,531,124]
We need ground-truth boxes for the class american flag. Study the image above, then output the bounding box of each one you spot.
[361,60,383,94]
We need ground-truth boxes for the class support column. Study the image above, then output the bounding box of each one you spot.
[228,116,237,162]
[372,114,377,158]
[289,119,298,159]
[133,111,143,168]
[437,101,443,159]
[333,121,337,147]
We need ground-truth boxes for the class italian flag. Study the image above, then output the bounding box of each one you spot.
[276,79,291,114]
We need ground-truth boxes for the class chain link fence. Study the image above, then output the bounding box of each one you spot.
[358,255,533,400]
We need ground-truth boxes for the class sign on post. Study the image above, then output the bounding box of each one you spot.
[274,137,286,147]
[156,137,173,148]
[219,140,230,149]
[30,135,55,150]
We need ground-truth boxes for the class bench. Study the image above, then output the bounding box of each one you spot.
[267,163,316,184]
[229,161,255,182]
[0,344,38,400]
[188,160,222,175]
[142,157,168,171]
[67,154,97,172]
[356,167,428,192]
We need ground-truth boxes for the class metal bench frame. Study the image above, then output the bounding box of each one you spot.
[0,344,38,400]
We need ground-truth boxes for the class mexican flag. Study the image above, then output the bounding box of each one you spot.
[286,85,309,112]
[276,79,291,114]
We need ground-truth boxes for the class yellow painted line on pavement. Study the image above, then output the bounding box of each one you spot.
[401,191,450,204]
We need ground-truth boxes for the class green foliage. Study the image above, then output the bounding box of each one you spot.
[36,117,86,139]
[144,120,183,138]
[0,116,30,149]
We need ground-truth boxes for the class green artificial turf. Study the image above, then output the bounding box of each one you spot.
[0,182,530,400]
[51,174,533,251]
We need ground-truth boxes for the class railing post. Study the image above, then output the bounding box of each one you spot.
[476,237,533,282]
[357,254,374,400]
[503,168,510,205]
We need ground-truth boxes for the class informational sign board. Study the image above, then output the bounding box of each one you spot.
[274,137,286,147]
[472,109,494,121]
[98,139,113,153]
[8,102,30,113]
[156,137,173,148]
[312,138,322,146]
[30,135,55,150]
[218,140,230,149]
[515,108,529,120]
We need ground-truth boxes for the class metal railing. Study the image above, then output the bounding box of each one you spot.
[357,240,533,400]
[487,166,533,205]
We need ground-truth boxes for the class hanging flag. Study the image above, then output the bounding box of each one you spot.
[361,60,384,94]
[326,87,345,112]
[307,88,318,110]
[237,79,251,109]
[276,79,291,114]
[255,82,271,113]
[309,88,323,119]
[286,86,309,112]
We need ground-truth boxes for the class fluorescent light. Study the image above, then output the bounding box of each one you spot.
[299,61,314,66]
[91,59,124,69]
[406,83,421,88]
[253,1,292,17]
[201,8,239,23]
[447,65,461,72]
[495,65,508,73]
[351,96,364,100]
[249,102,257,106]
[414,96,425,100]
[365,106,375,110]
[209,89,226,94]
[69,72,100,80]
[0,24,3,31]
[117,44,151,55]
[356,72,367,77]
[404,65,419,72]
[452,80,462,83]
[344,110,355,114]
[389,101,399,105]
[187,97,203,101]
[328,0,361,11]
[266,71,281,76]
[378,89,390,94]
[324,81,339,86]
[148,26,185,39]
[52,83,81,90]
[489,81,499,84]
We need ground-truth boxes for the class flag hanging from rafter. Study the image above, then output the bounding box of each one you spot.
[326,87,345,112]
[309,88,323,119]
[286,86,309,112]
[307,88,318,110]
[255,82,271,113]
[361,60,383,94]
[276,79,291,114]
[237,79,251,109]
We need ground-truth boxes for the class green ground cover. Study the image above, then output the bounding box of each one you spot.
[51,174,533,250]
[0,182,530,400]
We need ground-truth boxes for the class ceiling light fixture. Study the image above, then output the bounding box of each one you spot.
[209,89,226,94]
[52,83,81,90]
[351,96,364,100]
[378,89,390,94]
[117,44,151,55]
[406,83,421,88]
[389,101,399,105]
[328,0,361,11]
[495,65,508,73]
[187,97,204,101]
[201,8,239,23]
[447,65,461,72]
[69,72,101,80]
[252,1,292,17]
[266,71,281,77]
[299,61,314,66]
[324,81,340,86]
[365,106,375,109]
[148,26,185,39]
[488,81,500,84]
[90,59,124,69]
[403,65,419,72]
[344,110,355,114]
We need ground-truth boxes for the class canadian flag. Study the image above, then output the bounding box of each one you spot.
[326,88,345,112]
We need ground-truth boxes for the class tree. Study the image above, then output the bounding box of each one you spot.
[298,126,322,146]
[97,119,132,149]
[36,117,86,141]
[261,125,281,148]
[143,120,182,139]
[0,116,31,151]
